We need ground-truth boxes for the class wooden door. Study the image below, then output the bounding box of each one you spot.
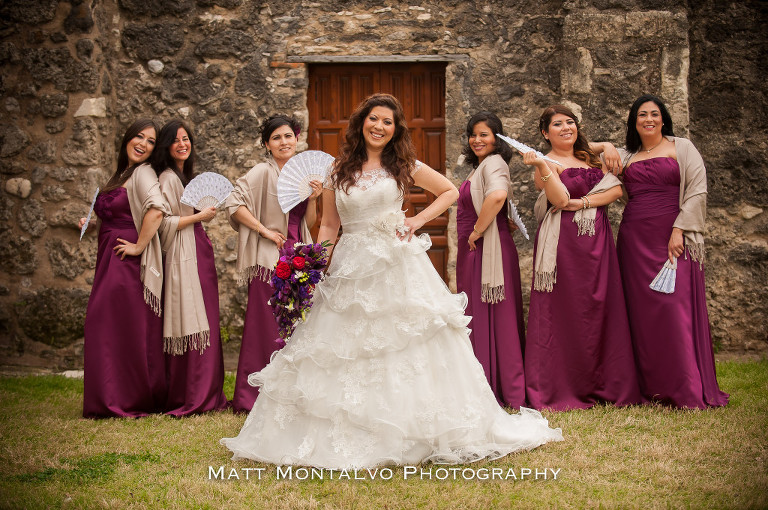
[307,62,448,279]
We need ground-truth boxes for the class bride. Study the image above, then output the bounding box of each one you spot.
[221,94,563,469]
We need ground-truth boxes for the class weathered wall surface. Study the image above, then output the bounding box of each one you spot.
[0,0,765,371]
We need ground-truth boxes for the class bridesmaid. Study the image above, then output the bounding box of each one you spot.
[523,105,642,411]
[456,111,526,407]
[80,118,168,418]
[616,94,728,408]
[226,114,321,413]
[152,119,228,416]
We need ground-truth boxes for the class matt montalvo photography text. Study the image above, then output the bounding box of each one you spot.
[209,465,562,481]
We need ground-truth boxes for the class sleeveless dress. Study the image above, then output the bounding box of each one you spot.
[221,168,563,469]
[232,200,308,413]
[525,167,642,411]
[83,187,166,418]
[617,157,728,408]
[456,180,526,407]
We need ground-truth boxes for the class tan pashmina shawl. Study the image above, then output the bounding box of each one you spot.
[225,158,312,285]
[533,170,621,292]
[124,163,167,316]
[157,169,210,355]
[618,136,707,264]
[467,154,515,303]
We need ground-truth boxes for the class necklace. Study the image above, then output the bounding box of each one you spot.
[642,139,663,153]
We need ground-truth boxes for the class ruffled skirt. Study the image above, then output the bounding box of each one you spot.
[221,229,563,469]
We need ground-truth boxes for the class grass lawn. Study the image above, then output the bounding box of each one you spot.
[0,359,766,509]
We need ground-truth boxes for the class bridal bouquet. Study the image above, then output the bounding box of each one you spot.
[269,241,331,347]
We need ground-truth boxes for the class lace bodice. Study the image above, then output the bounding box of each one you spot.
[335,169,404,234]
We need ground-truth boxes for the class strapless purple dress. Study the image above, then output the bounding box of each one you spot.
[83,187,166,418]
[456,180,526,407]
[617,157,728,408]
[232,199,309,413]
[525,167,643,411]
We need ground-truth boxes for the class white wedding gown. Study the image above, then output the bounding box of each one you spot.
[221,168,563,469]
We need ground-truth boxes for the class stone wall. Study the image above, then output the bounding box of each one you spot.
[0,0,765,371]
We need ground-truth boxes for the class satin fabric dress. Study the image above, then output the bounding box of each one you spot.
[525,167,643,411]
[83,187,166,418]
[456,180,526,407]
[232,200,308,413]
[617,157,728,408]
[164,220,229,416]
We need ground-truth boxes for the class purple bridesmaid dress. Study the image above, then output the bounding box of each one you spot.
[83,187,166,418]
[232,199,309,413]
[164,221,230,416]
[456,181,526,407]
[617,157,728,408]
[525,167,643,411]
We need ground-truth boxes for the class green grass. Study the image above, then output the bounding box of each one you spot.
[0,360,766,509]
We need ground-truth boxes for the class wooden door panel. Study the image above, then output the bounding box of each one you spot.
[308,62,448,280]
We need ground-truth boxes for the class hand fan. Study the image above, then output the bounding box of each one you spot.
[507,200,529,240]
[497,134,563,167]
[80,187,99,241]
[180,172,233,210]
[277,150,335,213]
[649,257,677,294]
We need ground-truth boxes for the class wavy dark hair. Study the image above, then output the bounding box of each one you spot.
[332,93,415,197]
[102,118,158,193]
[538,105,602,169]
[625,94,675,152]
[260,114,301,153]
[151,119,195,186]
[461,111,514,168]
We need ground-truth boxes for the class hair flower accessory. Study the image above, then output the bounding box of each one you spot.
[269,241,331,347]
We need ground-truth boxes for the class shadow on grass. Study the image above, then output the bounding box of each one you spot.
[12,452,161,484]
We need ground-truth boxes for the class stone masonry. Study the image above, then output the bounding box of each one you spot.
[0,0,765,371]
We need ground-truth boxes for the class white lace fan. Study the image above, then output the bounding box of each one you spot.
[277,150,335,213]
[497,134,563,167]
[180,172,233,210]
[80,187,99,241]
[650,257,677,294]
[507,200,529,240]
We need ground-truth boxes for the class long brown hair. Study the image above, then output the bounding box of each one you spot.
[151,119,195,186]
[538,105,602,169]
[102,118,158,193]
[331,93,415,197]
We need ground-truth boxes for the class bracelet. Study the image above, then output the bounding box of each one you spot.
[540,171,553,183]
[585,196,592,208]
[581,197,588,210]
[473,225,483,236]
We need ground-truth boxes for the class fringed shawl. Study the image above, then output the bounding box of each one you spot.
[533,171,621,292]
[618,136,707,265]
[124,163,168,316]
[225,158,312,285]
[468,154,514,303]
[157,169,210,355]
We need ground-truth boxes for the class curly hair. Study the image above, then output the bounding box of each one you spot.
[331,93,415,197]
[538,105,602,169]
[461,111,515,168]
[151,119,196,186]
[625,94,675,153]
[259,114,301,151]
[102,118,158,193]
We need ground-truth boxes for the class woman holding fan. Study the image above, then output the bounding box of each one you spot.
[456,111,526,407]
[80,118,168,418]
[615,94,728,408]
[522,105,642,411]
[151,119,228,416]
[225,114,321,413]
